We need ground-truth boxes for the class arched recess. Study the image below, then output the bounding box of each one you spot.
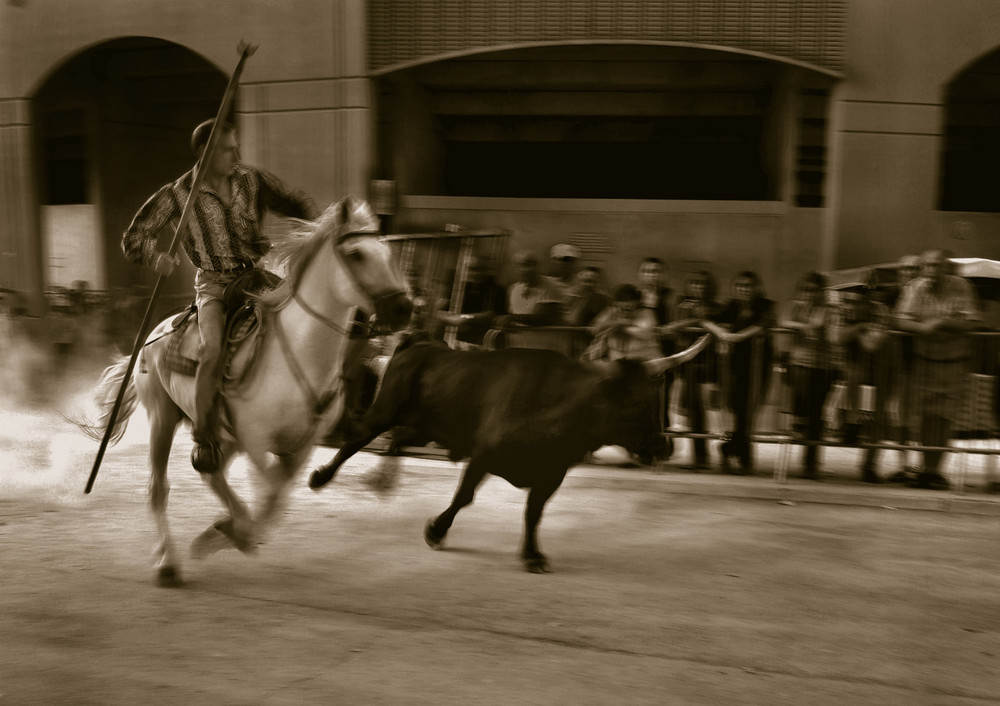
[939,47,1000,213]
[33,36,226,306]
[373,44,836,204]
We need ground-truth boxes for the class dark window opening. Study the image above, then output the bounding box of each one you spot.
[940,50,1000,212]
[382,47,814,202]
[39,109,89,205]
[441,116,768,199]
[795,89,829,208]
[43,137,88,204]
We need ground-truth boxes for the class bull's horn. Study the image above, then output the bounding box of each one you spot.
[643,334,711,376]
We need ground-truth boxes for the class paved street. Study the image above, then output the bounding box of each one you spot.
[1,407,999,705]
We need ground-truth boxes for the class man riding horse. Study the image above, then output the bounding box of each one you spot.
[122,119,319,472]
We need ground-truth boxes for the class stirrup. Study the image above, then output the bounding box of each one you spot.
[191,441,222,473]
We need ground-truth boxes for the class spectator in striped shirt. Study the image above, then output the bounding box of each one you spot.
[122,119,319,472]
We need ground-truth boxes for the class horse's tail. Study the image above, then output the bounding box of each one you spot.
[74,354,139,445]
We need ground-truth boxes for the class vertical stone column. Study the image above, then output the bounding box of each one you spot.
[239,0,373,207]
[0,98,42,311]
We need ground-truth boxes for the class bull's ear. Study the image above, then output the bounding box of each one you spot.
[643,334,712,376]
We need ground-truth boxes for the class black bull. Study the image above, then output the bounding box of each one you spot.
[310,336,709,572]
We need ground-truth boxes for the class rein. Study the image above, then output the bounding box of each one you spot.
[291,288,361,338]
[272,312,343,417]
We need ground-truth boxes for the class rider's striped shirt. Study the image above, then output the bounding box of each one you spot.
[122,164,317,273]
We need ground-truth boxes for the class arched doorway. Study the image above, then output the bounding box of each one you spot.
[33,36,227,324]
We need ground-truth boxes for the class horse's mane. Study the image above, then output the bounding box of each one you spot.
[257,213,334,309]
[257,195,380,310]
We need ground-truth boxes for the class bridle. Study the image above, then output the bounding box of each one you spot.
[290,229,406,337]
[272,228,406,424]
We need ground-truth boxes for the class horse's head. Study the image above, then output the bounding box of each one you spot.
[329,196,412,331]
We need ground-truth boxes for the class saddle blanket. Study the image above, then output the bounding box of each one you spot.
[162,304,261,380]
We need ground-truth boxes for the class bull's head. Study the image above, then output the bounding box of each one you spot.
[595,334,711,465]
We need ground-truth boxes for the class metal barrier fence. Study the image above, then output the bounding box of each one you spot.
[489,323,1000,492]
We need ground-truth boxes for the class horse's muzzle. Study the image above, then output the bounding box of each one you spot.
[373,291,413,332]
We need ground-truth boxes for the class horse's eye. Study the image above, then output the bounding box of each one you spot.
[344,249,364,262]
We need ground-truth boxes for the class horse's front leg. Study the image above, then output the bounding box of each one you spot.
[191,443,254,558]
[253,448,311,545]
[148,408,182,587]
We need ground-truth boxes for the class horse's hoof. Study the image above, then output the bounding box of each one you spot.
[214,518,256,554]
[523,557,551,574]
[156,565,183,588]
[423,519,444,549]
[191,442,222,474]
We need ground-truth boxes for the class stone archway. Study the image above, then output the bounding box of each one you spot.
[33,36,226,316]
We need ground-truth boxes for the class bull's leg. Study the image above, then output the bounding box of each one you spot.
[362,426,418,494]
[148,403,183,587]
[310,406,404,490]
[522,480,562,574]
[424,459,488,550]
[310,429,381,488]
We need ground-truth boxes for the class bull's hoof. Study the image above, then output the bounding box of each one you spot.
[523,555,551,573]
[424,519,445,549]
[156,565,183,588]
[309,467,332,490]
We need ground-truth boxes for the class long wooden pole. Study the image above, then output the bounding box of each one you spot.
[85,42,258,494]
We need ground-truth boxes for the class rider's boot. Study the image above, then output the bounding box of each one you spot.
[191,361,222,473]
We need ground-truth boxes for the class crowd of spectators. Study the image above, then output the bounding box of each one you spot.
[401,244,997,491]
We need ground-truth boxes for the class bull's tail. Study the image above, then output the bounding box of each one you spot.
[72,354,139,446]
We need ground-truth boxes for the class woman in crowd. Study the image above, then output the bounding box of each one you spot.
[780,271,839,480]
[671,270,723,470]
[701,271,775,473]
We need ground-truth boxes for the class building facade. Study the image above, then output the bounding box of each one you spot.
[2,0,999,311]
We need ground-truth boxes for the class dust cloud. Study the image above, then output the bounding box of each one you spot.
[0,320,150,504]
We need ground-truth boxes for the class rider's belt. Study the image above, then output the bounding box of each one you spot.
[217,262,253,275]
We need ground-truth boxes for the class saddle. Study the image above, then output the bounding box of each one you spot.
[162,268,279,382]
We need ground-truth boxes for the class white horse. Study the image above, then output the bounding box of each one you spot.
[85,196,411,586]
